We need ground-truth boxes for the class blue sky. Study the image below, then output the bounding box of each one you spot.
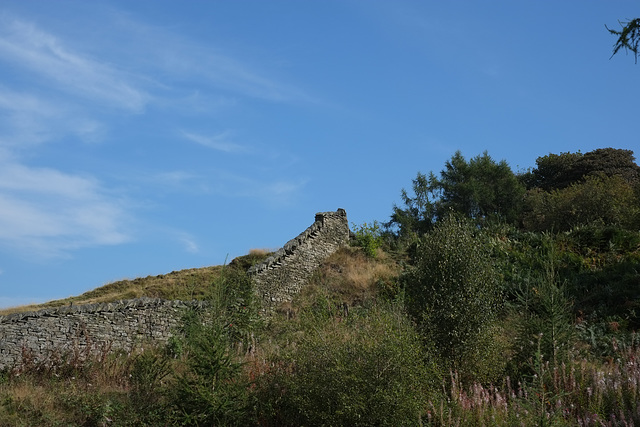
[1,1,639,308]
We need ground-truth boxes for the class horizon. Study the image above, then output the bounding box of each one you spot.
[1,1,639,308]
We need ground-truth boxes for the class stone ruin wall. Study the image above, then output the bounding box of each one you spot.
[0,298,206,370]
[0,209,350,370]
[248,208,350,309]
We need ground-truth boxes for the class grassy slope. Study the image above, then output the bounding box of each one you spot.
[0,246,401,426]
[3,239,640,425]
[0,250,271,316]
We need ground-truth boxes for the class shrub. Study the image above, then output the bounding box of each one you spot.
[403,214,503,381]
[254,304,438,426]
[170,321,250,426]
[126,350,171,424]
[522,174,640,232]
[165,264,259,425]
[351,221,384,258]
[510,273,576,379]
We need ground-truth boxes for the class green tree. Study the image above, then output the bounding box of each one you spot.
[523,148,640,191]
[168,266,259,426]
[434,151,525,224]
[172,321,250,426]
[510,240,576,377]
[388,151,524,236]
[521,151,584,191]
[388,171,437,238]
[403,214,502,379]
[607,18,640,63]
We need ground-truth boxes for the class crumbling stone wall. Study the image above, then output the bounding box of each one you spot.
[249,208,350,309]
[0,298,205,370]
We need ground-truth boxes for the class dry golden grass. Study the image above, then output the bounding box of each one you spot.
[0,345,146,426]
[0,304,48,316]
[0,382,64,422]
[295,246,401,309]
[248,248,272,257]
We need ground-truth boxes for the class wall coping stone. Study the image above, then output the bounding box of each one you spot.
[248,208,348,276]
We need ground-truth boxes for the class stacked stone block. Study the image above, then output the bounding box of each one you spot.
[248,208,350,309]
[0,298,205,370]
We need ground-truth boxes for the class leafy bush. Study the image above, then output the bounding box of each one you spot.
[351,221,384,258]
[403,214,503,380]
[254,304,438,426]
[522,174,640,232]
[524,148,640,192]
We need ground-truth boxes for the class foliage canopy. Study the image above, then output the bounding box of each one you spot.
[389,151,524,236]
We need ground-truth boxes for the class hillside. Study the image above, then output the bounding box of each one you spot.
[0,250,270,316]
[2,147,640,426]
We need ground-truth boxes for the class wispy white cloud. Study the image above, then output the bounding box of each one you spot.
[265,180,305,198]
[110,12,313,104]
[0,161,131,257]
[181,130,246,153]
[0,15,150,112]
[154,171,200,186]
[0,85,106,148]
[205,169,307,206]
[135,170,211,197]
[0,86,66,146]
[140,166,305,207]
[178,233,199,254]
[0,8,309,261]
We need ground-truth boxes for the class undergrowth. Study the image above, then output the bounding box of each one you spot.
[2,239,640,425]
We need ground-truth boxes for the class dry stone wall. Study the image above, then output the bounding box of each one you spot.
[249,208,350,309]
[0,298,206,370]
[0,209,350,370]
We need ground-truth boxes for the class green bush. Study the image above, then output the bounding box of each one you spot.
[165,265,259,426]
[522,174,640,232]
[351,221,384,258]
[254,304,438,426]
[170,321,250,426]
[403,214,503,381]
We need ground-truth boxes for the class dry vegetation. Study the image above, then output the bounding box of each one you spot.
[0,245,397,426]
[0,267,222,316]
[0,250,273,316]
[309,246,400,305]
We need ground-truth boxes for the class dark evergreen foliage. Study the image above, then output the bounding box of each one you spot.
[524,148,640,191]
[608,18,640,63]
[388,151,524,236]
